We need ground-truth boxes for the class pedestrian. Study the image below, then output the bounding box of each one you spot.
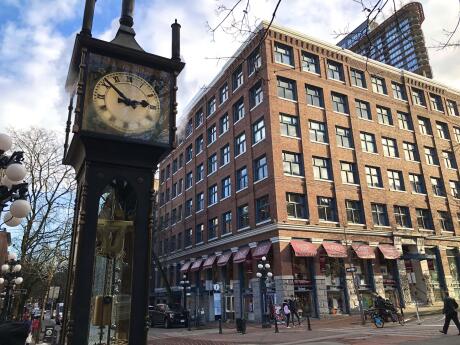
[439,291,460,335]
[283,300,291,328]
[289,298,301,326]
[31,315,40,343]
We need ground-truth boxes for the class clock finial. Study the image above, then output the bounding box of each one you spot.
[111,0,143,51]
[81,0,96,36]
[120,0,135,27]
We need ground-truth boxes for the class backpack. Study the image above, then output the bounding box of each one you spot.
[283,304,290,314]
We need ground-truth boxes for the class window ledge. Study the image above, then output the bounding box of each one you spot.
[275,61,295,69]
[414,104,427,109]
[426,163,440,167]
[195,241,204,246]
[221,232,232,238]
[411,192,427,196]
[389,189,406,193]
[196,179,203,185]
[358,117,373,122]
[343,183,360,187]
[319,220,339,224]
[400,128,414,133]
[284,174,305,179]
[384,156,400,160]
[396,227,414,231]
[352,85,368,91]
[368,186,384,190]
[208,236,218,242]
[196,151,203,157]
[221,162,230,169]
[196,123,203,130]
[234,118,244,126]
[348,223,365,227]
[433,195,447,199]
[302,70,321,76]
[207,111,216,119]
[395,98,408,103]
[311,141,329,146]
[363,151,379,156]
[379,123,395,128]
[314,179,333,183]
[185,215,192,220]
[307,104,325,110]
[373,92,389,97]
[218,130,229,138]
[374,225,391,229]
[256,219,271,226]
[328,78,345,84]
[221,196,231,201]
[281,135,301,140]
[254,176,269,184]
[287,217,309,221]
[234,152,246,159]
[236,187,248,194]
[207,141,216,148]
[278,97,298,103]
[333,111,350,116]
[237,226,251,232]
[207,171,217,178]
[249,102,263,112]
[196,209,204,214]
[233,84,243,93]
[208,202,218,208]
[252,139,265,148]
[185,245,192,250]
[338,146,355,151]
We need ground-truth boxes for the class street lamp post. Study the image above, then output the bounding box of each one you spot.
[0,252,23,322]
[256,256,273,328]
[179,274,191,330]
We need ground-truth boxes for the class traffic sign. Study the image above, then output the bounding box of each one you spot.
[346,267,357,273]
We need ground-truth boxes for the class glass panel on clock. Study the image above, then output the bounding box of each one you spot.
[88,178,136,345]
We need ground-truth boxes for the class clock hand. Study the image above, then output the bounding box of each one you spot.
[131,99,151,108]
[105,78,131,103]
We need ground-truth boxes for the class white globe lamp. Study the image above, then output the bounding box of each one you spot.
[5,163,27,182]
[0,133,12,153]
[3,212,21,227]
[14,277,23,285]
[10,199,31,218]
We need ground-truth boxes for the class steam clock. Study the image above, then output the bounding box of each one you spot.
[61,1,184,344]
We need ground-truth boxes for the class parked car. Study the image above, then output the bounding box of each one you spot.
[149,304,188,328]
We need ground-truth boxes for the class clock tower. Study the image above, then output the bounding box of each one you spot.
[61,1,184,344]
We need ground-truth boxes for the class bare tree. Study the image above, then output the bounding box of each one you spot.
[7,127,75,315]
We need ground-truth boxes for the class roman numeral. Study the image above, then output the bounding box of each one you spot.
[102,79,111,88]
[127,75,133,83]
[147,93,154,98]
[100,105,107,110]
[113,76,120,83]
[96,94,105,99]
[145,115,153,121]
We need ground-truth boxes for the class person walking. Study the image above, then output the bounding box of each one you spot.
[283,301,291,328]
[439,291,460,335]
[289,298,301,326]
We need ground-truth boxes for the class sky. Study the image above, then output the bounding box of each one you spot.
[0,0,459,134]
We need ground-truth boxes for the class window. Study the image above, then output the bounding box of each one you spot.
[256,195,270,223]
[355,100,371,120]
[336,127,353,148]
[317,197,337,222]
[237,204,249,229]
[431,177,446,197]
[350,68,366,88]
[219,113,229,134]
[207,97,216,116]
[195,224,204,243]
[208,184,218,206]
[196,164,204,182]
[360,132,377,153]
[366,166,382,188]
[160,169,165,183]
[172,159,178,174]
[302,52,320,73]
[186,171,193,189]
[274,43,293,65]
[249,81,263,109]
[412,88,426,106]
[252,118,265,144]
[207,153,217,174]
[165,188,170,201]
[220,144,230,166]
[207,124,217,145]
[387,170,404,191]
[394,206,411,228]
[371,76,387,94]
[416,208,433,229]
[436,122,450,140]
[397,112,413,130]
[232,64,243,90]
[382,137,398,157]
[195,135,204,154]
[233,98,245,122]
[208,218,218,240]
[254,155,268,181]
[327,60,344,81]
[376,106,393,125]
[172,182,177,198]
[280,114,299,137]
[177,205,182,221]
[309,121,328,143]
[221,176,231,198]
[331,92,349,114]
[403,142,419,161]
[340,161,358,184]
[222,211,232,235]
[236,166,248,190]
[195,110,203,128]
[234,132,246,156]
[185,199,193,217]
[442,151,457,169]
[185,118,193,137]
[165,165,170,178]
[196,193,204,212]
[409,173,425,194]
[186,144,193,162]
[450,180,460,198]
[447,100,459,116]
[185,228,192,247]
[438,211,453,231]
[418,117,432,135]
[345,200,363,224]
[306,85,324,107]
[179,153,183,168]
[392,82,407,101]
[371,203,389,226]
[277,77,297,100]
[248,48,261,75]
[219,83,228,104]
[283,151,303,176]
[312,157,332,180]
[177,232,182,250]
[454,127,460,143]
[286,193,307,219]
[424,147,439,165]
[430,93,444,112]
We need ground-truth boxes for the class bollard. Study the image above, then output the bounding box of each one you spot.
[306,315,311,331]
[274,317,279,333]
[219,318,222,334]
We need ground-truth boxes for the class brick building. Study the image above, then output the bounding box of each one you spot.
[154,21,460,322]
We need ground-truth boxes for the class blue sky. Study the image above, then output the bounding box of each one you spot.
[0,0,459,133]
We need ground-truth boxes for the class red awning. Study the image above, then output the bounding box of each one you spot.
[252,241,272,259]
[291,240,318,257]
[180,261,191,273]
[202,255,216,269]
[233,247,250,263]
[378,244,400,259]
[217,252,232,266]
[322,242,348,258]
[352,243,376,259]
[190,259,203,272]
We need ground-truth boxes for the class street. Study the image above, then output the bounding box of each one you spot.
[147,314,460,345]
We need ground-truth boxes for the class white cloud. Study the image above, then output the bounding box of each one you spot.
[0,0,458,135]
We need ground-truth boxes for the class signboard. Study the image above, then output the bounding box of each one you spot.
[48,286,60,299]
[346,267,357,273]
[213,292,221,316]
[213,284,220,292]
[43,326,55,342]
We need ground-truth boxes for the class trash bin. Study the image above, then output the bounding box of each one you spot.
[0,321,29,345]
[236,318,246,333]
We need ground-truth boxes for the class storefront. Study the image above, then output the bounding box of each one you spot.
[234,247,254,320]
[446,248,460,299]
[217,251,234,320]
[377,244,401,307]
[351,243,376,309]
[425,247,444,302]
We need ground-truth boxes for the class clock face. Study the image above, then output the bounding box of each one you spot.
[92,72,161,134]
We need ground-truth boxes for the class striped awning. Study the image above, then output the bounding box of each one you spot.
[217,252,232,266]
[202,255,217,269]
[352,243,376,259]
[378,244,401,260]
[290,240,318,257]
[251,241,272,259]
[190,259,203,272]
[179,261,191,273]
[322,242,348,258]
[233,247,250,264]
